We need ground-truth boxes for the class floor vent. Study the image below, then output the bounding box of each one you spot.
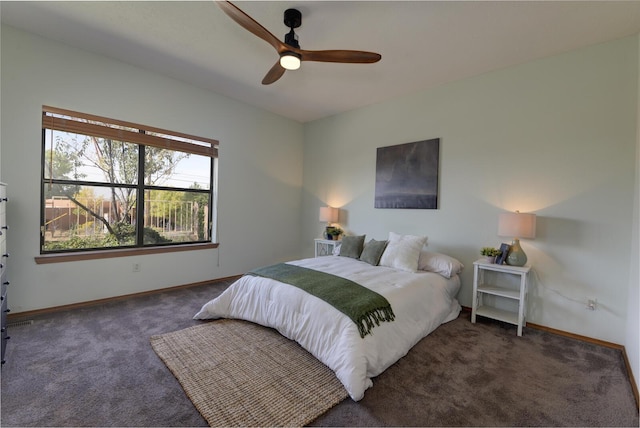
[7,320,34,327]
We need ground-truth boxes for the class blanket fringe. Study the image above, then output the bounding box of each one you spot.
[357,306,395,338]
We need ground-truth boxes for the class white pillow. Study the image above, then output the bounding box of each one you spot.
[379,232,428,273]
[332,243,341,256]
[418,250,464,278]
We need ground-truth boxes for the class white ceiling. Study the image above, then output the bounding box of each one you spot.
[2,1,640,123]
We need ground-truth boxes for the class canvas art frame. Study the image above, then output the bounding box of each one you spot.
[496,243,511,265]
[374,138,440,209]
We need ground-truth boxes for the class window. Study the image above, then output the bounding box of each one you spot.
[40,106,218,255]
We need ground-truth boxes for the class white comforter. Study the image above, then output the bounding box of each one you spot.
[194,256,461,401]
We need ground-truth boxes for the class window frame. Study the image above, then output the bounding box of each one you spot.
[38,106,219,263]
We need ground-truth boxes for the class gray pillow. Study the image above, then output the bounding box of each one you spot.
[360,239,388,266]
[338,235,365,259]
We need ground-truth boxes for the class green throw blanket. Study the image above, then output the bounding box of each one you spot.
[247,263,395,338]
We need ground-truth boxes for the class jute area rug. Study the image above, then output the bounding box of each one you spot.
[150,319,348,427]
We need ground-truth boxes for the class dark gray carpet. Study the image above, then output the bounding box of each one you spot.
[1,279,638,427]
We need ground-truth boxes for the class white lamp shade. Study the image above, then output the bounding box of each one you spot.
[498,212,536,239]
[319,206,338,223]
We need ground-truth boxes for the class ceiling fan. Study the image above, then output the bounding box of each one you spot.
[217,1,382,85]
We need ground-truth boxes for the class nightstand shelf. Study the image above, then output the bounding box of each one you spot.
[472,260,531,336]
[314,239,340,257]
[476,285,521,300]
[474,305,518,326]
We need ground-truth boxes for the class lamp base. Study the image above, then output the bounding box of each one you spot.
[506,238,527,267]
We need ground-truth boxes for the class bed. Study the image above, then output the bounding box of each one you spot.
[194,234,462,401]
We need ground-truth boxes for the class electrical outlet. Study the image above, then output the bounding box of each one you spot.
[132,263,141,273]
[587,298,597,311]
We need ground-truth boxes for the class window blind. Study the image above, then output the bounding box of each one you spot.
[42,105,218,158]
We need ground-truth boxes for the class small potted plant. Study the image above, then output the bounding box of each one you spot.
[325,226,343,240]
[329,226,342,241]
[480,247,501,263]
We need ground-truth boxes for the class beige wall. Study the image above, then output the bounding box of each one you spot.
[625,33,640,396]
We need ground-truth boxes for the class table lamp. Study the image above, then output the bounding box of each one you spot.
[319,206,338,239]
[498,211,536,266]
[319,206,338,224]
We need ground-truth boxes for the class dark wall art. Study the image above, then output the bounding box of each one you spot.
[374,138,440,209]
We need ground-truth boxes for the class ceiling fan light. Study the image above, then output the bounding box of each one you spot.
[280,52,301,70]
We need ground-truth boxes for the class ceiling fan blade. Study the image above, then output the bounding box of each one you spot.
[216,2,381,84]
[300,50,381,64]
[216,1,287,53]
[262,61,286,85]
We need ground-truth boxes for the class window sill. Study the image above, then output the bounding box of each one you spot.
[34,243,218,264]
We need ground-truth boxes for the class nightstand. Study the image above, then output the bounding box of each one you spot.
[471,260,531,336]
[314,239,339,257]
